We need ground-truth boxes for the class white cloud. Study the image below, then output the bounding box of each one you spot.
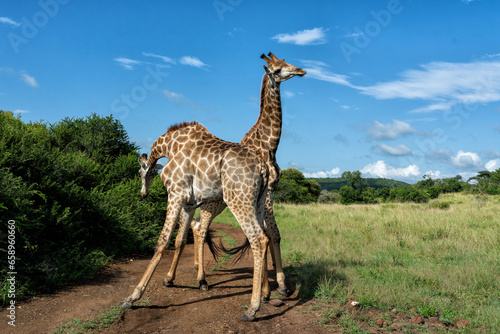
[179,56,207,68]
[358,61,500,113]
[163,90,203,110]
[304,167,341,178]
[142,52,176,64]
[288,161,304,170]
[0,17,20,27]
[301,60,353,87]
[485,159,500,171]
[377,143,412,156]
[409,101,454,114]
[305,59,500,114]
[344,31,364,38]
[367,119,419,140]
[114,57,143,70]
[361,161,420,179]
[450,150,483,169]
[272,27,327,46]
[424,170,441,179]
[13,109,29,114]
[20,71,38,88]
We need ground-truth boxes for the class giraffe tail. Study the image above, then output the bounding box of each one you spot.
[205,228,225,262]
[217,238,251,264]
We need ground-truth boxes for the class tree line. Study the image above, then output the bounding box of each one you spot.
[275,168,500,205]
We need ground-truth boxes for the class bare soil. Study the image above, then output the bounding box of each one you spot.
[2,222,463,334]
[2,223,329,334]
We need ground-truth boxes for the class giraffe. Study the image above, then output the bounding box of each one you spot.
[164,52,306,298]
[119,121,270,321]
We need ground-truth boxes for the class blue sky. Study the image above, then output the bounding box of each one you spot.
[2,0,500,183]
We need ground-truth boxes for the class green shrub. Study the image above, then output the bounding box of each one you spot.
[0,111,167,305]
[429,201,451,209]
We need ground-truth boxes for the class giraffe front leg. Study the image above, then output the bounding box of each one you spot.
[241,232,269,321]
[164,211,191,287]
[119,196,185,308]
[264,193,289,296]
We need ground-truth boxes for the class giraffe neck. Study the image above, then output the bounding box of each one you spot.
[243,74,282,158]
[147,133,169,168]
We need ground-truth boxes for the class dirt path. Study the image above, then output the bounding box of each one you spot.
[2,223,329,334]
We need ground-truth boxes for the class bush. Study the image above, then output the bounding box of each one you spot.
[0,111,167,304]
[318,190,341,203]
[275,169,321,203]
[389,187,430,203]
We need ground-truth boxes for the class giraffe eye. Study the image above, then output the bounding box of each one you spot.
[274,68,281,75]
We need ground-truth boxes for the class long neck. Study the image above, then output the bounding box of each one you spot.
[147,133,169,167]
[243,74,282,157]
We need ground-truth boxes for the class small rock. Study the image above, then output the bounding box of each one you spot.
[456,318,470,328]
[347,301,360,308]
[375,319,388,327]
[269,299,284,307]
[411,315,425,325]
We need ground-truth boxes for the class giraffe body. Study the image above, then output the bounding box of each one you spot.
[165,53,306,299]
[121,122,270,320]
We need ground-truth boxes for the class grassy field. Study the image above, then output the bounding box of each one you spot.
[217,193,500,332]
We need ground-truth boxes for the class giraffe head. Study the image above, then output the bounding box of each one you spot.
[138,153,163,198]
[261,52,306,83]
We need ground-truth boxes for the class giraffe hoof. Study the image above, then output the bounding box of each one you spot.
[199,280,208,291]
[278,288,289,297]
[163,280,174,287]
[240,314,256,322]
[119,302,132,308]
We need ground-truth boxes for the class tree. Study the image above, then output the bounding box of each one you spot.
[274,168,321,203]
[342,170,362,189]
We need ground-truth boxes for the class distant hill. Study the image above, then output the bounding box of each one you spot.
[308,177,410,191]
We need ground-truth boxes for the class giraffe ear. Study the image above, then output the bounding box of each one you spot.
[138,157,148,169]
[154,163,164,170]
[263,65,271,75]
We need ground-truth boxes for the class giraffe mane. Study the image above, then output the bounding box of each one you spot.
[166,121,201,134]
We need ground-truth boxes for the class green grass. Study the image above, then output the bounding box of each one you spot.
[53,306,125,333]
[218,193,500,332]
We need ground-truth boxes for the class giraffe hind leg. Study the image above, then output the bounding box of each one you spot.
[164,210,191,287]
[120,195,193,307]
